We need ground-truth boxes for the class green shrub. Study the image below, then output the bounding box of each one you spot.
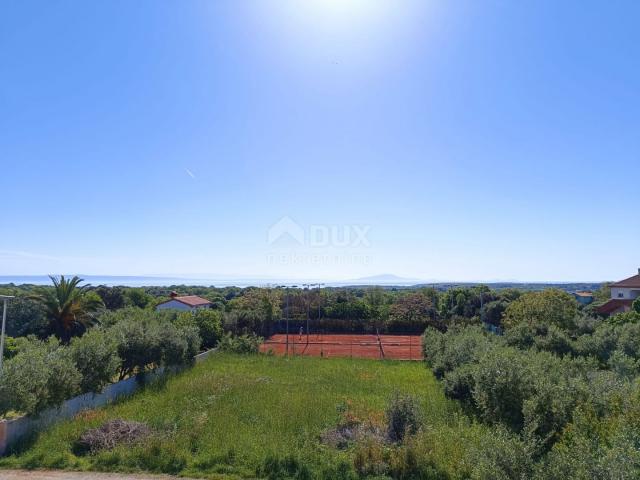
[424,325,496,379]
[386,392,422,442]
[522,358,582,451]
[0,347,48,416]
[111,318,164,379]
[503,322,537,350]
[124,288,153,309]
[468,427,534,480]
[422,327,445,364]
[442,363,476,402]
[573,324,617,364]
[502,289,577,332]
[505,323,574,356]
[70,329,120,393]
[3,336,20,359]
[111,315,201,379]
[532,324,574,356]
[46,343,82,406]
[176,309,223,349]
[4,296,47,337]
[607,350,640,379]
[472,347,532,430]
[0,338,81,416]
[160,323,201,365]
[541,400,640,480]
[615,321,640,359]
[609,310,640,326]
[217,332,262,354]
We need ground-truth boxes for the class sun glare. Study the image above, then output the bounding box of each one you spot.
[249,0,428,75]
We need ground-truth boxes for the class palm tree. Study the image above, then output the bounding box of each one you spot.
[31,275,104,343]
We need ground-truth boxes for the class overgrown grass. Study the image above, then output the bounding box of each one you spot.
[0,353,489,479]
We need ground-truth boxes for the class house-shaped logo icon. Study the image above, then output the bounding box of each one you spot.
[267,216,305,246]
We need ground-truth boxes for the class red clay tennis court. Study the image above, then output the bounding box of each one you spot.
[260,333,423,361]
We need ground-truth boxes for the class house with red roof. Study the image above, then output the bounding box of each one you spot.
[155,291,212,312]
[596,269,640,316]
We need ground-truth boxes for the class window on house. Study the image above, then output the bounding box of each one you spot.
[618,292,625,298]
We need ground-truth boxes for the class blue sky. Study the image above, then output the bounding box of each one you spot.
[1,0,638,282]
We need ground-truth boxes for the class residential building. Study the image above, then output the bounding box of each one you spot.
[572,291,594,305]
[155,291,212,312]
[596,269,640,316]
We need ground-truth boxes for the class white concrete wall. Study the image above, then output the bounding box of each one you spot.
[611,288,640,300]
[155,299,193,311]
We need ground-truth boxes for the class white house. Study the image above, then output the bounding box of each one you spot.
[597,269,640,316]
[155,292,212,312]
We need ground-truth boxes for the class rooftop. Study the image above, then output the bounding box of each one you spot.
[611,271,640,289]
[596,299,633,315]
[158,295,212,307]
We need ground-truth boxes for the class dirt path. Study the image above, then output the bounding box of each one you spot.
[0,470,198,480]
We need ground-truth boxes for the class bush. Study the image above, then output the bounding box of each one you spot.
[503,289,577,332]
[504,322,538,350]
[386,392,422,442]
[98,306,178,329]
[532,324,574,356]
[541,399,640,480]
[0,346,49,416]
[421,327,445,366]
[442,363,476,402]
[124,288,153,309]
[46,343,83,406]
[573,324,618,364]
[424,326,496,379]
[472,347,532,430]
[110,314,201,379]
[70,329,120,394]
[615,321,640,359]
[521,355,584,451]
[3,336,20,359]
[176,309,223,349]
[111,318,164,379]
[217,332,262,354]
[481,300,509,327]
[160,323,201,365]
[4,296,47,337]
[0,338,81,416]
[607,350,639,379]
[468,427,534,480]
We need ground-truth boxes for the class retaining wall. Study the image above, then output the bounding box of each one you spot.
[0,347,217,456]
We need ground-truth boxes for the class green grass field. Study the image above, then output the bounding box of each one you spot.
[0,354,488,479]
